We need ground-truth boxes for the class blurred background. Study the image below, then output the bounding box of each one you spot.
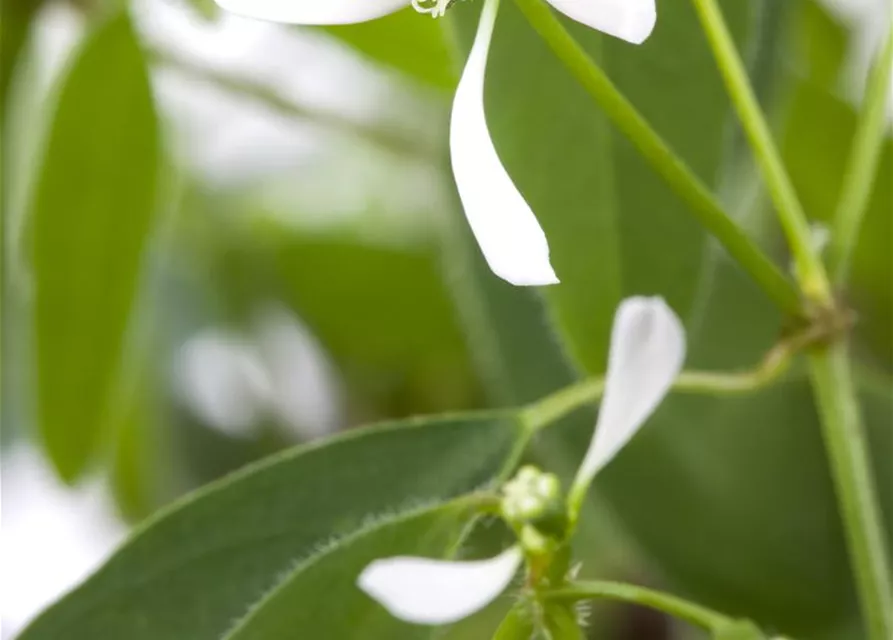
[1,0,890,638]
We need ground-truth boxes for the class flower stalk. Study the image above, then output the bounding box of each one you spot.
[521,334,799,433]
[689,0,833,306]
[546,581,733,631]
[808,343,893,640]
[830,27,893,285]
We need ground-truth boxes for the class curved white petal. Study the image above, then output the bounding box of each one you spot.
[358,546,523,625]
[546,0,656,44]
[450,0,558,286]
[575,297,685,486]
[214,0,407,25]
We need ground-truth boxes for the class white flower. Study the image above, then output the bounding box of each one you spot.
[213,0,656,286]
[356,296,684,625]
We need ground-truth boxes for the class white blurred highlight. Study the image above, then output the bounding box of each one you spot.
[175,308,342,441]
[175,330,272,438]
[214,0,408,25]
[0,448,126,638]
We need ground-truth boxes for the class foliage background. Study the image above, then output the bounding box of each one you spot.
[0,0,890,638]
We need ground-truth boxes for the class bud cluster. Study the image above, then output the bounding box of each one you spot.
[500,466,567,554]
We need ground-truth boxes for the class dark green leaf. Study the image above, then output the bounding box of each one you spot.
[29,12,159,481]
[20,412,527,640]
[224,500,476,639]
[270,233,469,373]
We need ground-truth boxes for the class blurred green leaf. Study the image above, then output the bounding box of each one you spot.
[323,7,456,90]
[109,355,172,521]
[271,234,468,371]
[20,412,527,640]
[792,0,848,90]
[266,231,483,415]
[0,0,42,109]
[109,386,158,521]
[29,11,160,481]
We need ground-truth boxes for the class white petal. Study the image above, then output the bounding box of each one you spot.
[450,0,558,286]
[214,0,407,25]
[576,297,685,485]
[357,546,523,624]
[546,0,656,44]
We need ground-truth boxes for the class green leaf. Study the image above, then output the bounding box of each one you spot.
[223,500,475,639]
[322,7,456,91]
[20,413,528,640]
[29,11,159,481]
[109,360,168,522]
[269,232,470,374]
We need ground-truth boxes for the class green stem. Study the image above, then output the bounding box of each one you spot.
[808,344,893,640]
[690,0,832,305]
[511,0,802,317]
[830,27,893,285]
[692,5,892,635]
[522,344,793,432]
[547,581,731,630]
[147,47,438,162]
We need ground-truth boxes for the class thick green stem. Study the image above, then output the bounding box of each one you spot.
[830,27,893,285]
[808,344,893,640]
[547,581,731,630]
[690,0,833,305]
[690,3,892,636]
[511,0,802,317]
